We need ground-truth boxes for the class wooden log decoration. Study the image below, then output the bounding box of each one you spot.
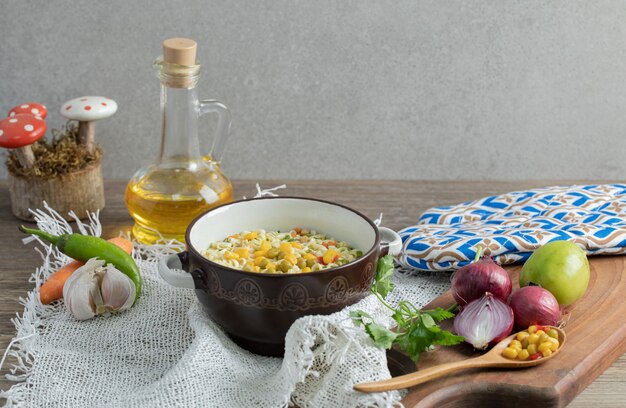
[0,101,113,221]
[8,162,105,221]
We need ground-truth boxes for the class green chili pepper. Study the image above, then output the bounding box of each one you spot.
[20,226,142,301]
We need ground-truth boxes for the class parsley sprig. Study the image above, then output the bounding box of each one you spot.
[350,255,463,362]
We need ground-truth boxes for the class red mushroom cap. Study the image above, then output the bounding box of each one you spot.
[8,103,48,120]
[0,114,46,148]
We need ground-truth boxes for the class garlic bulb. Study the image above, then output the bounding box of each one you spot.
[63,258,136,320]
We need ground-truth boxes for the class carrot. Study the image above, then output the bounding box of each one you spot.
[107,236,133,255]
[39,237,133,304]
[40,260,83,304]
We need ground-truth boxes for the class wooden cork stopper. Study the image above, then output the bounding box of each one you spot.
[163,38,197,65]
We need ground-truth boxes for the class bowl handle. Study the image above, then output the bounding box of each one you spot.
[379,227,402,256]
[158,252,196,289]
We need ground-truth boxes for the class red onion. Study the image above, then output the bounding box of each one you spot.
[509,286,561,329]
[453,292,514,350]
[451,249,512,306]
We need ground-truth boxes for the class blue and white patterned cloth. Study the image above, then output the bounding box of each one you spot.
[398,184,626,272]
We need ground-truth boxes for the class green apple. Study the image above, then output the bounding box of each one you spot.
[520,241,590,307]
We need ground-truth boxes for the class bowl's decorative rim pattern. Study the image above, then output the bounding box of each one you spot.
[195,261,375,311]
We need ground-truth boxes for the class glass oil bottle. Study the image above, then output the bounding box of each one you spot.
[125,38,233,244]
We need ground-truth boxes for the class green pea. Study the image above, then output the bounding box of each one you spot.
[280,260,293,272]
[547,329,559,339]
[266,247,280,258]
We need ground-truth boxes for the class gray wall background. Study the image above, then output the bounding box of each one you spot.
[1,1,625,181]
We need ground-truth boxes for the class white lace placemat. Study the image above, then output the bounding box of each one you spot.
[0,205,451,408]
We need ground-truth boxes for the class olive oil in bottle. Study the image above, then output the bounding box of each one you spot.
[125,38,233,244]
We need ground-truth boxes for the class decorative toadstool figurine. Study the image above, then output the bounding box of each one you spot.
[8,102,48,119]
[60,96,117,154]
[0,114,46,169]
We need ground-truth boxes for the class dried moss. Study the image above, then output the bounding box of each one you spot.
[6,122,102,179]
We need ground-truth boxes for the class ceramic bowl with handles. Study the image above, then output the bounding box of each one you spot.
[158,196,402,356]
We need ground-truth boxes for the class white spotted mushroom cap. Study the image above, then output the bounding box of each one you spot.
[8,102,48,119]
[60,96,117,122]
[0,114,46,148]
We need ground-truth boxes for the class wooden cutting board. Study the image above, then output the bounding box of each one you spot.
[389,256,626,408]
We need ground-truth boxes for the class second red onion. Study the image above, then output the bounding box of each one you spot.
[509,286,561,329]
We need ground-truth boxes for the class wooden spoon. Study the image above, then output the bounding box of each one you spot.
[354,326,566,393]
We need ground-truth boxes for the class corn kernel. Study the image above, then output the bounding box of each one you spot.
[260,241,271,252]
[323,249,341,264]
[254,257,268,267]
[538,342,552,353]
[536,330,546,337]
[527,344,538,355]
[244,232,258,240]
[280,243,293,254]
[528,325,538,334]
[502,347,518,359]
[302,267,312,272]
[224,251,239,260]
[290,242,303,249]
[253,250,267,258]
[266,262,276,272]
[541,348,552,357]
[509,340,522,349]
[516,331,530,342]
[234,248,250,259]
[527,334,540,345]
[284,254,298,265]
[303,253,317,260]
[518,349,530,360]
[548,337,559,351]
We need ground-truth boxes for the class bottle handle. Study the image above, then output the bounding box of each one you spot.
[198,99,232,163]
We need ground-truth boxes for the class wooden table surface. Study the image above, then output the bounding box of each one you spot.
[1,180,625,406]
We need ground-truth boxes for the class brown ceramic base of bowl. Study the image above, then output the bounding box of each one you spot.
[229,334,284,357]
